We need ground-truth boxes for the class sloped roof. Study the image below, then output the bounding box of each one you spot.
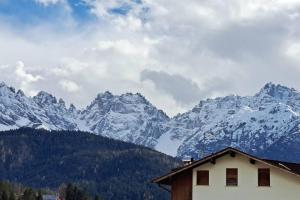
[153,147,300,185]
[263,159,300,176]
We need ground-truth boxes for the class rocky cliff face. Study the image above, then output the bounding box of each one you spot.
[80,91,169,147]
[0,82,168,148]
[0,81,299,162]
[156,83,300,161]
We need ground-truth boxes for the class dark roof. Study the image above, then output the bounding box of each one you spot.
[263,159,300,176]
[153,147,300,185]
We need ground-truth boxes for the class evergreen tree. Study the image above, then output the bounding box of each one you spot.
[36,191,42,200]
[94,195,101,200]
[64,184,90,200]
[8,192,15,200]
[2,191,9,200]
[65,184,75,200]
[22,189,35,200]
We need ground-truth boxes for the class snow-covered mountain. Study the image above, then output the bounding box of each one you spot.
[0,82,168,147]
[0,82,78,131]
[156,83,300,161]
[79,91,169,147]
[0,81,300,162]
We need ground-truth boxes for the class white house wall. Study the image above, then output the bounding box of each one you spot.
[192,153,300,200]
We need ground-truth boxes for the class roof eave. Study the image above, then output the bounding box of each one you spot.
[153,147,300,184]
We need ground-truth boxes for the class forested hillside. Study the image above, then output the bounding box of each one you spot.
[0,128,180,200]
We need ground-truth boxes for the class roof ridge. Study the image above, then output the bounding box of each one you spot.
[153,147,300,185]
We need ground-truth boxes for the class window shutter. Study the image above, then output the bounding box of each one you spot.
[197,170,209,185]
[226,168,238,186]
[258,168,270,186]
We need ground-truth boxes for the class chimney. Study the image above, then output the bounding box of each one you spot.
[183,157,194,166]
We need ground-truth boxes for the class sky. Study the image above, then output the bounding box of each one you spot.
[1,0,300,116]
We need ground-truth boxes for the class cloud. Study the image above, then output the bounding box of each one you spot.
[83,0,146,31]
[13,61,43,95]
[15,61,43,83]
[141,70,203,105]
[141,70,235,106]
[1,1,300,115]
[59,80,80,92]
[83,0,143,18]
[52,58,90,76]
[34,0,63,6]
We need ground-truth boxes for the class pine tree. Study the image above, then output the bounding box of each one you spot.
[65,184,75,200]
[8,191,15,200]
[2,191,9,200]
[22,189,35,200]
[94,195,101,200]
[36,191,42,200]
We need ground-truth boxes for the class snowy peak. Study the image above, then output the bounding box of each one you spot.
[156,82,300,160]
[0,81,11,89]
[33,91,71,117]
[87,91,165,117]
[16,89,25,97]
[0,81,6,87]
[0,83,168,148]
[1,81,300,161]
[81,91,169,147]
[95,91,114,100]
[120,92,149,104]
[0,82,16,96]
[33,91,58,105]
[256,82,298,99]
[68,103,77,113]
[94,92,149,106]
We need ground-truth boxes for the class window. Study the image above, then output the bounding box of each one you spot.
[226,168,238,186]
[258,168,270,186]
[197,170,209,185]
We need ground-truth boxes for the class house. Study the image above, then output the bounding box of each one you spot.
[153,147,300,200]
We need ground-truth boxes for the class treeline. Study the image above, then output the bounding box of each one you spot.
[60,184,102,200]
[0,181,42,200]
[0,182,102,200]
[0,128,180,200]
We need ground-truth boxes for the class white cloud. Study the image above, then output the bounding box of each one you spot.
[59,80,80,92]
[84,0,140,18]
[52,58,90,76]
[34,0,72,17]
[285,40,300,57]
[15,61,43,83]
[35,0,63,6]
[113,15,143,31]
[96,39,148,56]
[14,61,43,95]
[1,1,300,115]
[83,0,145,31]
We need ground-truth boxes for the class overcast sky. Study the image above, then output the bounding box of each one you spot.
[1,0,300,116]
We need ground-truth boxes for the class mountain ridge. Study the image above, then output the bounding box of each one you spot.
[158,82,300,161]
[0,82,300,162]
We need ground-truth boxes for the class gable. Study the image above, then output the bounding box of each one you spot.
[192,153,300,200]
[193,153,300,186]
[153,147,300,185]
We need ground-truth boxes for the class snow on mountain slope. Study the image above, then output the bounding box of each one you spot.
[0,82,168,148]
[0,82,78,131]
[80,91,169,147]
[0,81,300,161]
[156,83,300,160]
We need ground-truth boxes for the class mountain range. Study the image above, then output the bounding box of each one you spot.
[0,81,299,162]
